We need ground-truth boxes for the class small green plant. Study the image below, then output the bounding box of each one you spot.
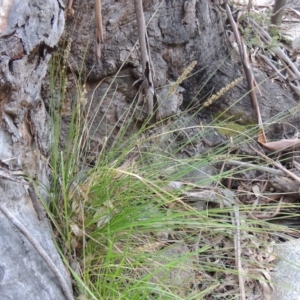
[46,32,300,300]
[239,11,282,52]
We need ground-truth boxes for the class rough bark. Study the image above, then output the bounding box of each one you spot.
[0,0,72,299]
[56,0,299,166]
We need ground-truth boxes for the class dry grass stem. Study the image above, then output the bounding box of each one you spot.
[167,60,197,96]
[63,38,72,65]
[203,76,243,107]
[62,38,72,96]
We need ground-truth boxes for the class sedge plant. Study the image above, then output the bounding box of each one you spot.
[45,34,300,300]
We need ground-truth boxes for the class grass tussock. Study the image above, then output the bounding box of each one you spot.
[45,35,300,300]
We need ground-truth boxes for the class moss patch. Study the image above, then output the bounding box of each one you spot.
[212,110,257,138]
[213,110,256,126]
[217,122,255,138]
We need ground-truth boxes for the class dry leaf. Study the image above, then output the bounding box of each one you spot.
[260,138,300,152]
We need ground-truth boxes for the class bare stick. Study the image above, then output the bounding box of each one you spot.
[224,2,264,135]
[134,0,148,71]
[134,0,156,120]
[222,189,246,300]
[225,159,285,176]
[66,0,74,17]
[0,204,74,300]
[250,145,300,184]
[95,0,103,61]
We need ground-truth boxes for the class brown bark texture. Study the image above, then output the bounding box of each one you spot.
[0,0,72,299]
[56,0,299,164]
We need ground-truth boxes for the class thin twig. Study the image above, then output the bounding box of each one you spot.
[134,0,148,72]
[222,189,246,300]
[249,196,284,220]
[0,205,74,300]
[134,0,157,120]
[224,1,264,138]
[250,145,300,184]
[213,155,245,299]
[67,0,73,11]
[257,53,286,81]
[95,0,103,61]
[225,159,285,176]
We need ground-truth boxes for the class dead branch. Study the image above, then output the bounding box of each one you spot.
[134,0,157,121]
[95,0,103,61]
[224,1,265,144]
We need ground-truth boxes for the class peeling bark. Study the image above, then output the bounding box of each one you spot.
[0,1,72,299]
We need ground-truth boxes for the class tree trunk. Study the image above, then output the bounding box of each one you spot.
[1,0,297,298]
[271,0,287,25]
[0,1,72,299]
[60,0,297,158]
